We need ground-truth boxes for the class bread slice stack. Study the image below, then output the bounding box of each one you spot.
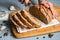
[10,10,41,29]
[29,4,53,24]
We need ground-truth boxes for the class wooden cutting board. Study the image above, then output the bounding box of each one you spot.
[12,6,60,38]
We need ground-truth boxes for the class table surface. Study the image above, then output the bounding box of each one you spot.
[0,0,60,40]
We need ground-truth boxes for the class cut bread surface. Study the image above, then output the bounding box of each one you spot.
[10,10,41,29]
[21,10,40,28]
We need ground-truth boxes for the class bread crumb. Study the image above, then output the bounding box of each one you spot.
[0,26,6,31]
[9,6,16,11]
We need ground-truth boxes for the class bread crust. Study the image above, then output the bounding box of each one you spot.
[29,4,53,24]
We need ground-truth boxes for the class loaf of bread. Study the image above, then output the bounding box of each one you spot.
[29,4,53,24]
[11,6,60,38]
[10,10,41,29]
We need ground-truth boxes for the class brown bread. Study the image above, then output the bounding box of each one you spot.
[29,4,53,24]
[10,10,41,29]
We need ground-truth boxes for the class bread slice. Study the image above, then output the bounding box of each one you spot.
[16,11,33,28]
[10,10,41,29]
[29,4,53,24]
[10,11,27,28]
[20,10,40,28]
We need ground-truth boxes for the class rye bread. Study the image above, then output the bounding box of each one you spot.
[29,4,53,24]
[17,11,33,28]
[10,11,27,28]
[21,10,40,28]
[10,10,41,29]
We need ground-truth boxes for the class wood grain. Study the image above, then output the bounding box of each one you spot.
[12,6,60,38]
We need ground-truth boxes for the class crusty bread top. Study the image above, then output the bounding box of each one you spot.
[35,5,52,20]
[29,4,53,24]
